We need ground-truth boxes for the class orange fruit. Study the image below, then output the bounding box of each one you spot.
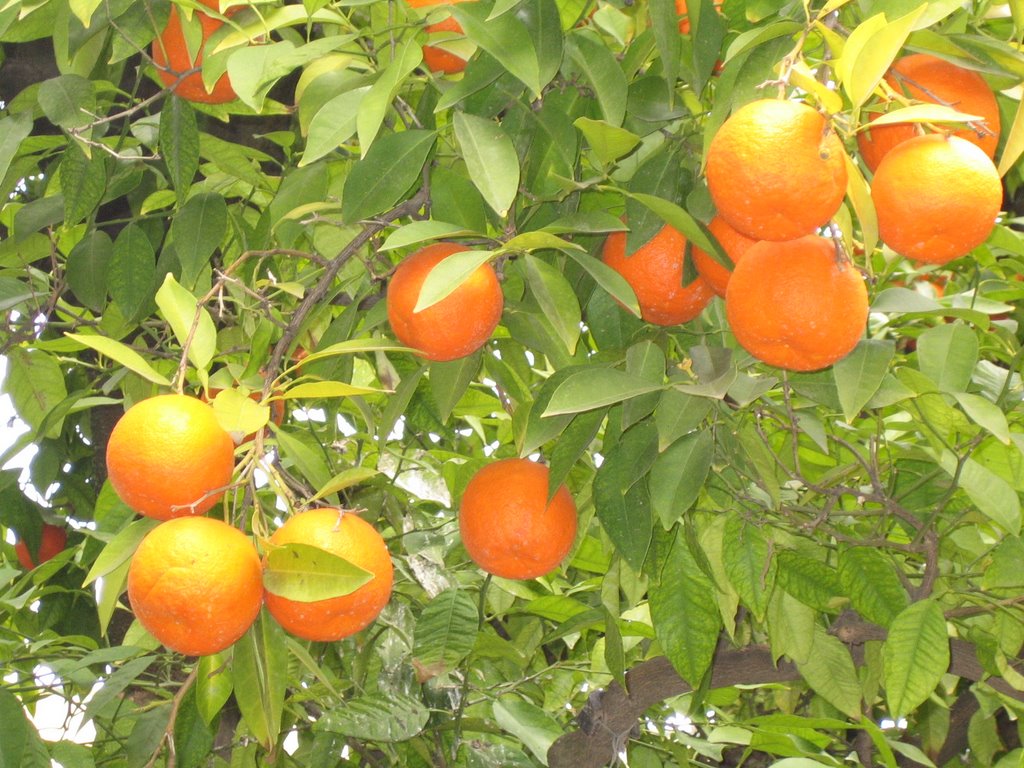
[106,394,236,520]
[871,134,1002,265]
[601,224,714,326]
[386,241,503,362]
[407,0,472,74]
[152,0,237,104]
[725,235,868,371]
[15,524,67,570]
[858,54,1001,173]
[127,516,263,656]
[706,99,848,241]
[675,0,722,34]
[459,458,577,580]
[264,508,394,642]
[691,216,759,297]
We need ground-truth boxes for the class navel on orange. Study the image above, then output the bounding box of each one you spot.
[106,394,235,520]
[706,99,848,241]
[725,235,868,372]
[127,516,263,656]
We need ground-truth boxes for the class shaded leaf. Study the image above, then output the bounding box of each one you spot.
[884,599,949,718]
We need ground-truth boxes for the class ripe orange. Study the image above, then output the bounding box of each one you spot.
[601,224,714,326]
[725,235,868,371]
[459,458,577,580]
[106,394,236,520]
[127,516,263,656]
[871,134,1002,265]
[407,0,472,74]
[857,54,1001,173]
[15,524,67,570]
[690,216,759,297]
[706,99,848,241]
[152,0,237,104]
[386,242,503,362]
[264,508,394,642]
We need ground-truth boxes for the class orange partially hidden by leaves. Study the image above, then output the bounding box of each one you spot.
[459,458,577,580]
[152,0,237,104]
[264,509,394,642]
[871,134,1002,265]
[725,235,868,372]
[602,225,714,326]
[407,0,472,74]
[857,54,1001,173]
[691,216,759,298]
[675,0,722,34]
[386,241,504,362]
[706,99,848,241]
[106,394,235,520]
[128,516,263,656]
[15,524,67,570]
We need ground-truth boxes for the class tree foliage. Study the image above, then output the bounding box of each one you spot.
[1,0,1024,766]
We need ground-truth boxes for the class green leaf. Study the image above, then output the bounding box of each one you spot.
[83,517,159,587]
[109,222,156,323]
[280,381,388,399]
[210,388,269,443]
[300,86,369,167]
[83,656,159,724]
[0,112,33,189]
[833,340,894,422]
[916,323,978,393]
[413,249,494,313]
[838,547,908,628]
[0,687,31,768]
[195,653,233,724]
[722,516,775,621]
[544,368,664,416]
[627,191,718,255]
[430,353,481,423]
[561,247,641,317]
[836,7,926,110]
[263,542,373,601]
[356,40,422,153]
[412,589,479,676]
[883,599,949,719]
[776,550,843,613]
[574,117,641,165]
[4,347,69,440]
[565,32,628,126]
[593,421,658,571]
[275,428,334,494]
[522,254,581,355]
[66,230,112,312]
[159,96,199,205]
[492,697,562,765]
[233,612,287,751]
[767,589,816,665]
[997,89,1024,177]
[170,192,227,288]
[452,2,540,96]
[649,526,722,688]
[935,449,1021,534]
[309,467,380,503]
[865,103,987,129]
[952,392,1010,444]
[547,407,606,499]
[795,625,863,719]
[649,431,713,529]
[454,111,519,218]
[155,273,217,373]
[341,130,435,223]
[381,220,475,251]
[319,692,429,742]
[64,333,172,386]
[37,74,95,129]
[60,141,107,224]
[654,388,712,450]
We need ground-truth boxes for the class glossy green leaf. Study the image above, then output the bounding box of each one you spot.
[82,517,159,587]
[341,129,435,223]
[280,380,387,399]
[195,653,233,725]
[916,322,978,393]
[412,589,479,676]
[233,612,287,750]
[454,111,519,217]
[412,248,494,313]
[60,141,106,224]
[722,516,775,621]
[430,353,481,423]
[210,388,269,442]
[836,8,926,110]
[263,542,373,601]
[649,431,713,529]
[380,220,475,251]
[838,547,908,628]
[952,392,1010,444]
[547,407,606,499]
[109,223,156,323]
[562,248,642,316]
[4,347,68,439]
[653,388,712,449]
[565,32,628,126]
[155,273,217,373]
[38,74,95,129]
[522,253,581,355]
[574,117,641,165]
[936,449,1021,534]
[883,599,949,719]
[627,191,718,255]
[997,94,1024,177]
[0,112,33,189]
[319,692,430,742]
[308,467,380,503]
[356,40,422,153]
[170,192,227,288]
[452,2,540,96]
[776,550,843,612]
[300,86,368,167]
[493,697,563,765]
[159,96,199,204]
[66,230,112,312]
[766,589,816,665]
[795,625,863,719]
[64,333,172,386]
[544,368,664,416]
[834,340,894,422]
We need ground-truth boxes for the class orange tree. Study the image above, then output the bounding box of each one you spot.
[1,1,1024,766]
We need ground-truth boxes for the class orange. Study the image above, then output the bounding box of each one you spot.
[706,99,848,241]
[675,0,722,34]
[15,524,67,570]
[725,235,868,371]
[857,54,1001,173]
[871,134,1002,265]
[459,458,577,580]
[601,224,714,325]
[127,516,263,656]
[407,0,472,74]
[106,394,236,520]
[386,242,503,361]
[264,508,394,642]
[152,0,237,104]
[691,216,759,297]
